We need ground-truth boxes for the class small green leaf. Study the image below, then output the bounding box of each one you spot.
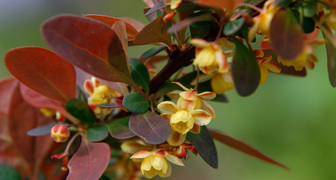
[190,21,212,38]
[96,104,119,108]
[87,125,109,142]
[122,93,149,113]
[65,98,96,126]
[275,0,292,7]
[140,46,167,59]
[302,0,317,18]
[27,123,58,136]
[223,17,245,36]
[232,37,260,96]
[129,59,150,94]
[0,164,21,180]
[106,116,135,139]
[187,126,218,168]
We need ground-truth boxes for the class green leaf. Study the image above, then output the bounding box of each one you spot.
[65,98,96,126]
[187,126,218,168]
[140,46,167,59]
[106,116,135,139]
[190,21,212,38]
[27,123,58,136]
[96,104,119,108]
[270,9,304,60]
[87,125,109,142]
[275,0,292,7]
[232,37,260,96]
[0,165,21,180]
[129,59,150,94]
[129,112,171,144]
[302,0,317,18]
[122,93,149,113]
[302,17,315,34]
[223,17,245,36]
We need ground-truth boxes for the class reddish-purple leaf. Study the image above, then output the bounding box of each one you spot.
[193,0,243,10]
[5,47,76,104]
[129,111,170,144]
[20,84,64,111]
[270,9,304,60]
[84,14,143,40]
[0,77,19,115]
[8,84,55,179]
[67,139,110,180]
[209,129,289,170]
[42,15,133,85]
[133,15,172,47]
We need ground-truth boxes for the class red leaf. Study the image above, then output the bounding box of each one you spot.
[5,47,76,104]
[0,77,19,115]
[67,139,110,180]
[270,9,304,60]
[85,14,143,40]
[129,112,171,144]
[8,84,55,179]
[209,129,289,170]
[194,0,243,11]
[112,21,129,66]
[42,15,133,85]
[133,15,172,47]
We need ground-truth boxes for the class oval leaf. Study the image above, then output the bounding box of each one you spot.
[270,9,304,60]
[65,98,96,126]
[223,17,245,36]
[129,112,170,144]
[87,125,109,142]
[107,116,135,139]
[42,15,134,85]
[232,37,260,96]
[187,126,218,168]
[67,140,110,180]
[0,165,21,180]
[133,15,172,46]
[122,93,149,113]
[129,59,150,95]
[140,45,167,59]
[5,47,76,104]
[209,129,289,170]
[27,123,58,136]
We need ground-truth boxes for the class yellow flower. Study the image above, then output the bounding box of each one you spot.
[190,38,228,74]
[164,0,182,9]
[131,150,184,178]
[158,99,212,135]
[248,0,280,41]
[84,77,121,116]
[210,71,235,94]
[254,49,281,84]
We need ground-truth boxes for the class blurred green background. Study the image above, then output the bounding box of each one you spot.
[1,0,336,180]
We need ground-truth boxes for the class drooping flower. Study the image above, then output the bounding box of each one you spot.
[254,49,281,84]
[131,150,184,178]
[210,70,235,94]
[190,38,228,74]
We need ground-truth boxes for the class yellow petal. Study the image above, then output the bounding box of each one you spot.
[141,156,152,171]
[157,101,179,114]
[131,150,152,159]
[190,38,210,48]
[167,129,186,146]
[177,98,196,112]
[151,155,165,171]
[197,91,216,100]
[191,109,212,126]
[165,154,185,167]
[201,100,216,119]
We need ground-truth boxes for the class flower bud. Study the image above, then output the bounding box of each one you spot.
[50,124,70,143]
